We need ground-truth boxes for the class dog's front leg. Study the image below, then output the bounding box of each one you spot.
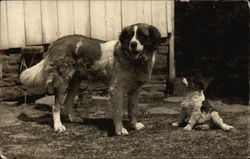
[109,86,128,136]
[172,108,187,127]
[53,87,67,132]
[128,87,145,131]
[64,73,83,123]
[184,111,200,131]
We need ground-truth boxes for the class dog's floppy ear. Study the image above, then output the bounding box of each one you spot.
[149,26,161,48]
[119,26,129,45]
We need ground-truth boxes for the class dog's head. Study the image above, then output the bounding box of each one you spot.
[119,23,161,61]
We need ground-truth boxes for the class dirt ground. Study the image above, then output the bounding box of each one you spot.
[0,96,249,159]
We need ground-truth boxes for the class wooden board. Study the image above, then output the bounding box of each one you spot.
[167,1,175,80]
[41,0,59,44]
[57,1,74,37]
[152,0,168,37]
[167,1,174,33]
[24,1,43,45]
[90,0,106,40]
[73,0,90,36]
[6,0,25,48]
[121,0,137,27]
[0,1,9,50]
[136,0,152,24]
[106,0,122,40]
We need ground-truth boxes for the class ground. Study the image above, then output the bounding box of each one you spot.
[0,96,249,159]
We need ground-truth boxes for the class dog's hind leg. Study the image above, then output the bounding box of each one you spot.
[211,111,234,131]
[128,87,145,131]
[195,124,210,130]
[64,73,83,123]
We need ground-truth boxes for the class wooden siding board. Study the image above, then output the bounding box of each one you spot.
[167,1,174,33]
[90,0,106,40]
[73,0,90,36]
[106,0,122,40]
[2,0,173,49]
[6,0,25,48]
[0,1,9,50]
[121,0,137,27]
[41,0,59,44]
[136,0,152,25]
[57,0,74,38]
[24,1,43,45]
[168,1,175,80]
[152,0,168,37]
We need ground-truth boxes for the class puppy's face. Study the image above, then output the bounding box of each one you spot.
[119,23,161,61]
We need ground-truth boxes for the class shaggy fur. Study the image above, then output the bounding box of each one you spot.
[20,23,162,135]
[172,79,234,131]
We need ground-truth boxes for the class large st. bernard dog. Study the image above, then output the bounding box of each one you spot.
[20,23,162,135]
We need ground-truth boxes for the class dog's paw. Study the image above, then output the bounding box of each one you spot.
[135,122,145,130]
[172,122,179,127]
[116,128,129,136]
[69,114,83,123]
[223,124,234,131]
[54,123,66,132]
[183,125,192,131]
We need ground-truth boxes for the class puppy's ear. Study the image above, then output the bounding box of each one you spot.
[149,26,161,48]
[119,27,129,45]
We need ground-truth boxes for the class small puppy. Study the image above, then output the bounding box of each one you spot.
[172,78,234,131]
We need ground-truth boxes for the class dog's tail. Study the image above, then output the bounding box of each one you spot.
[20,59,46,88]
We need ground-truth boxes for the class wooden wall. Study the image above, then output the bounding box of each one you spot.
[0,0,174,50]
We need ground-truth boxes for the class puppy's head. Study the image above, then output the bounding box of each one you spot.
[119,23,161,61]
[182,77,205,91]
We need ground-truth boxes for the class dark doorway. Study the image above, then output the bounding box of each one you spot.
[175,1,249,104]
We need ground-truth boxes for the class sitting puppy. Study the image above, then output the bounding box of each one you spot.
[172,78,234,131]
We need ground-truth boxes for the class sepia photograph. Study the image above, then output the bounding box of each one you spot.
[0,0,249,158]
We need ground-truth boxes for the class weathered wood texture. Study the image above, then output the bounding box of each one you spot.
[0,0,173,49]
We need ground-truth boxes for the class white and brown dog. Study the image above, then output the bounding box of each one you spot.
[20,23,162,135]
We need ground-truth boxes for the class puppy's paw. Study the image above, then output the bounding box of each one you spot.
[172,122,179,127]
[116,128,129,136]
[54,123,66,132]
[69,114,83,123]
[135,122,145,130]
[183,125,192,131]
[223,124,234,131]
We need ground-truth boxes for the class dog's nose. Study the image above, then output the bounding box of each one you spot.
[130,42,137,49]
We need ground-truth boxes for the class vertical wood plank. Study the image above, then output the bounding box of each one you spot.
[0,1,9,50]
[152,0,168,37]
[106,0,122,40]
[167,1,174,33]
[121,0,137,27]
[73,0,90,36]
[167,1,175,80]
[24,1,43,45]
[90,0,106,40]
[136,0,152,25]
[41,0,58,44]
[57,1,74,38]
[6,0,25,48]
